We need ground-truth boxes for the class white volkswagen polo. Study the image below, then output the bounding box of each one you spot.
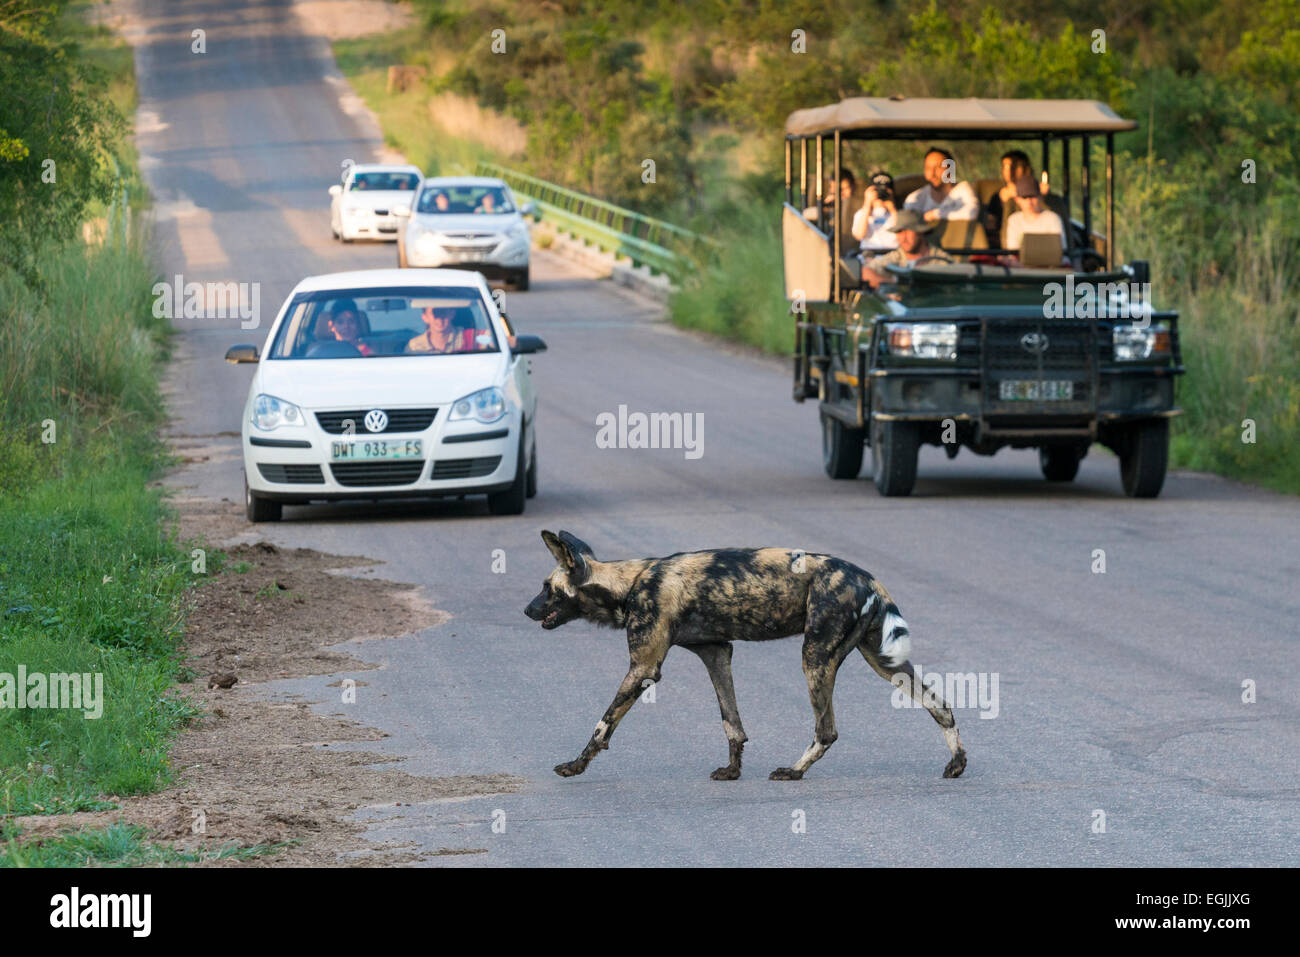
[226,269,545,521]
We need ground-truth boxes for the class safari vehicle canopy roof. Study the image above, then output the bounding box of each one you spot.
[784,96,1136,140]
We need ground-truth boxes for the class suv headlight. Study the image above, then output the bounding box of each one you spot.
[251,394,305,431]
[448,387,506,424]
[416,229,442,250]
[1113,321,1172,361]
[884,322,958,361]
[506,222,528,240]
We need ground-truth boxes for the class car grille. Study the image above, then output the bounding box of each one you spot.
[981,319,1097,417]
[329,460,426,487]
[431,456,501,480]
[258,464,325,484]
[315,408,437,435]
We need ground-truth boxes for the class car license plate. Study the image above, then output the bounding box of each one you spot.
[331,439,423,461]
[998,379,1074,401]
[451,250,481,262]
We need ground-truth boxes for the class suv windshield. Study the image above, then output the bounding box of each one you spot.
[416,184,515,215]
[268,286,500,359]
[349,172,419,191]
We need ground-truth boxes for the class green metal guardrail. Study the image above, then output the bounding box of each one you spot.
[476,162,713,280]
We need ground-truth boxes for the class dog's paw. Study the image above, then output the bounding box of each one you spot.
[710,765,741,781]
[554,760,586,777]
[769,767,803,781]
[942,751,967,779]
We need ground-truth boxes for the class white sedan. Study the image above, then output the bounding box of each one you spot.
[329,164,423,242]
[225,269,545,521]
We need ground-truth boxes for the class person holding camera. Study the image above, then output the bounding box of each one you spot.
[852,170,899,252]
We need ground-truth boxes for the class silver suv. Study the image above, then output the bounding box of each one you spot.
[395,176,533,290]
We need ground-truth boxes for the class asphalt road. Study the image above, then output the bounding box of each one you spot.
[131,0,1299,865]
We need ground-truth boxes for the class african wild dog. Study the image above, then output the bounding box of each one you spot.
[524,530,967,781]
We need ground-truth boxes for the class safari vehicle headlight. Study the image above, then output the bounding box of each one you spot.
[1112,321,1171,361]
[251,394,305,431]
[884,322,958,361]
[448,387,506,424]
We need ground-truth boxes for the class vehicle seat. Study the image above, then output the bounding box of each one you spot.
[937,219,989,261]
[893,173,926,204]
[975,178,1002,209]
[1019,233,1066,268]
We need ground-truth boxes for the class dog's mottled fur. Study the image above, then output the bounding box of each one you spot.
[524,530,967,780]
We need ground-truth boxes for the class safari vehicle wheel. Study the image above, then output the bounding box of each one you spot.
[871,419,919,497]
[1040,445,1082,482]
[244,475,281,523]
[821,413,864,479]
[1120,419,1169,498]
[488,434,528,515]
[525,443,538,499]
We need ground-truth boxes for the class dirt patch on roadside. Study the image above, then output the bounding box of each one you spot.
[10,473,522,866]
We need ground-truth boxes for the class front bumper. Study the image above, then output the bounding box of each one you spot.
[404,233,530,271]
[341,208,401,239]
[244,406,521,500]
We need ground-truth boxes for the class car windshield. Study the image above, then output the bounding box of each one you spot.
[349,172,419,191]
[268,286,500,359]
[416,184,515,215]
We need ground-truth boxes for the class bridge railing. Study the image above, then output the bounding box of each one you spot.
[475,162,714,280]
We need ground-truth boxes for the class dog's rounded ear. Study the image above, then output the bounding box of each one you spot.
[541,530,591,583]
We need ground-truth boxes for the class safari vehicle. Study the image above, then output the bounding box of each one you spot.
[784,97,1184,497]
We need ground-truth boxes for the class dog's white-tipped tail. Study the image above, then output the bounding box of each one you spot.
[877,605,912,669]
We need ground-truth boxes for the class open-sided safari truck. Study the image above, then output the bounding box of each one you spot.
[784,97,1184,497]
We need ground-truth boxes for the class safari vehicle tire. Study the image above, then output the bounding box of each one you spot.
[1120,419,1169,498]
[871,419,919,497]
[525,442,538,498]
[1040,445,1082,482]
[245,475,282,523]
[822,413,864,479]
[488,435,528,515]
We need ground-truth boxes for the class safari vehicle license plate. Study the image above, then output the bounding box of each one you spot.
[331,439,423,461]
[998,379,1074,401]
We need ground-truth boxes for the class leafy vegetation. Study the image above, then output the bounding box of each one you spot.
[0,2,207,858]
[350,0,1298,491]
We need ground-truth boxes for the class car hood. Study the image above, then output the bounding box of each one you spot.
[407,212,519,233]
[256,353,506,409]
[340,190,417,211]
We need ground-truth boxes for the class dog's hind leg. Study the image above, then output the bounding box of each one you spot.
[861,646,967,779]
[771,619,858,781]
[684,643,747,781]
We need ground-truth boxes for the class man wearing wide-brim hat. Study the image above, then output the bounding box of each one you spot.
[861,208,953,289]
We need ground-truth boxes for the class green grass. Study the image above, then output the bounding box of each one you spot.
[0,822,293,867]
[334,28,506,176]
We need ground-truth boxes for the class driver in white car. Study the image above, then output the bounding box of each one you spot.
[860,208,953,289]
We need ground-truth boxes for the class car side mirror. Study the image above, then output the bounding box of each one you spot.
[520,201,536,218]
[512,334,547,355]
[329,184,342,197]
[394,204,411,217]
[225,344,260,364]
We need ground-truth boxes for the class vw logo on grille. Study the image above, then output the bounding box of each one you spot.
[1020,332,1049,354]
[363,409,388,433]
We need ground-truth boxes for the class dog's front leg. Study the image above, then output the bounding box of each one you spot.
[555,662,660,777]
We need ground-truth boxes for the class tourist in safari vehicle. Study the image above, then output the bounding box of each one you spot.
[783,96,1183,498]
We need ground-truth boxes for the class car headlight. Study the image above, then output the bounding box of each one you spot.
[1113,322,1171,361]
[416,230,442,250]
[251,394,305,431]
[884,322,958,361]
[506,222,528,240]
[448,387,506,424]
[344,205,367,217]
